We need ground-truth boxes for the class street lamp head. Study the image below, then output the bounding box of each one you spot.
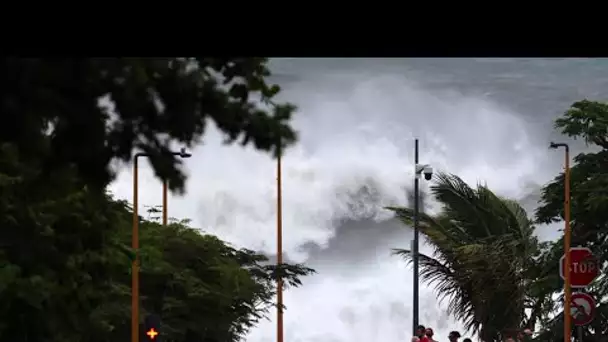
[178,147,192,158]
[549,142,568,150]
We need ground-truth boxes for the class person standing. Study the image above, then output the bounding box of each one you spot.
[416,325,426,338]
[448,331,461,342]
[517,328,533,342]
[425,327,437,342]
[417,325,430,342]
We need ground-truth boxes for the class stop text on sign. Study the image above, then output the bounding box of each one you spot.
[559,247,599,288]
[570,261,596,273]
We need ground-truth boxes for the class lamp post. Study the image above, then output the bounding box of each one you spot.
[132,152,148,342]
[549,141,571,342]
[132,147,191,342]
[412,138,433,335]
[276,149,284,342]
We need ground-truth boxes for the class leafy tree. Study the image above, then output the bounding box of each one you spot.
[536,99,608,250]
[0,142,130,341]
[0,141,314,342]
[1,58,297,193]
[533,99,608,341]
[0,57,311,342]
[389,173,547,342]
[135,215,314,342]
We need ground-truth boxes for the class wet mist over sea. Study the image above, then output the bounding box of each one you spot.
[110,58,608,342]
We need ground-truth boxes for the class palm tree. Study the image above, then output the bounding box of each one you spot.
[389,172,546,342]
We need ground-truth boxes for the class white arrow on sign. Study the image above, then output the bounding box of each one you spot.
[571,297,592,318]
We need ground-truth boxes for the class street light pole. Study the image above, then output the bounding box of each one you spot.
[413,139,420,335]
[161,148,192,226]
[550,142,571,342]
[132,148,191,342]
[277,147,284,342]
[132,152,149,342]
[412,139,433,335]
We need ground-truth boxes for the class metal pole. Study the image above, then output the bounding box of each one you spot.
[577,326,583,342]
[564,145,572,342]
[162,181,168,226]
[413,138,420,335]
[131,149,189,342]
[277,151,284,342]
[550,142,571,342]
[132,155,141,342]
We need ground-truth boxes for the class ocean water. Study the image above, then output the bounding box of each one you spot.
[109,58,608,342]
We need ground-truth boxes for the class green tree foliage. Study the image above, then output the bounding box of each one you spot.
[2,58,298,193]
[533,99,608,341]
[536,100,608,249]
[136,215,314,341]
[0,143,130,341]
[0,144,314,341]
[389,173,547,342]
[0,57,311,342]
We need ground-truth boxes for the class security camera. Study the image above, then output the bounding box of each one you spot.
[423,165,433,180]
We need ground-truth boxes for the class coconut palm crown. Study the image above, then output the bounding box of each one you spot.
[388,172,548,342]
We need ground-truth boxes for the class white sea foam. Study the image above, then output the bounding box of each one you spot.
[109,59,563,342]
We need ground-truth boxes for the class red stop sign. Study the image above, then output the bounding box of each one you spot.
[560,247,599,288]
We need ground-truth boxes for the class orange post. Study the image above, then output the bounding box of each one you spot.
[551,142,571,342]
[132,156,141,342]
[276,152,284,342]
[563,146,572,342]
[132,150,189,342]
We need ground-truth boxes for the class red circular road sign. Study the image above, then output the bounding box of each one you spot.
[571,292,596,326]
[559,247,599,288]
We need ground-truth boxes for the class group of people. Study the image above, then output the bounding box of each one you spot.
[412,325,467,342]
[411,325,533,342]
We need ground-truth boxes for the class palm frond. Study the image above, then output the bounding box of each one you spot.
[387,206,472,249]
[390,172,542,341]
[392,248,480,333]
[430,172,494,238]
